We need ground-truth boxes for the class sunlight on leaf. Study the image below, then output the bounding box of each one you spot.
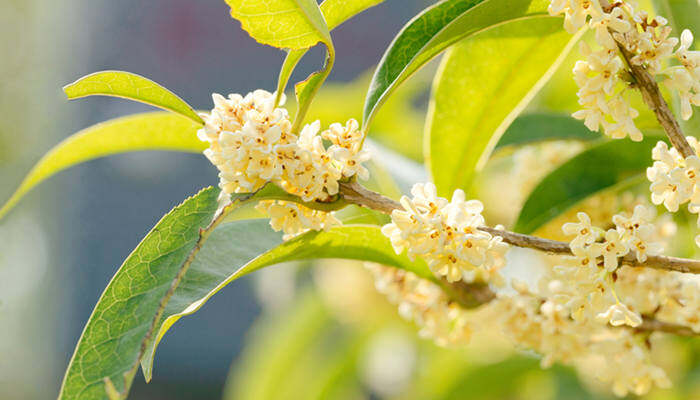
[225,0,331,50]
[63,71,202,124]
[0,112,204,221]
[427,17,579,195]
[362,0,553,131]
[276,0,386,103]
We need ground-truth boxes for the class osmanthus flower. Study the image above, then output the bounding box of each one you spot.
[600,229,629,271]
[198,90,372,242]
[588,6,630,49]
[550,0,700,139]
[381,183,508,283]
[255,200,340,240]
[647,139,700,221]
[596,302,642,327]
[612,205,664,262]
[365,262,472,347]
[488,285,669,397]
[663,30,700,120]
[562,212,601,252]
[548,0,602,34]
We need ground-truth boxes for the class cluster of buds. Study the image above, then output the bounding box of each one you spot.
[381,183,508,283]
[198,90,370,240]
[558,208,662,327]
[647,137,700,222]
[365,263,471,347]
[198,91,369,201]
[255,200,340,240]
[549,0,700,140]
[491,284,670,398]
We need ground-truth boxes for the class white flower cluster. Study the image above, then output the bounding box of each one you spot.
[371,191,697,396]
[489,202,682,396]
[558,207,662,328]
[198,90,370,240]
[617,267,700,334]
[646,137,700,245]
[255,200,340,240]
[490,286,671,398]
[549,1,700,140]
[381,183,508,283]
[365,262,471,347]
[198,91,369,200]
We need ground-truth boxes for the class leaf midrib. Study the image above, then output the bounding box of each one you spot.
[446,15,558,192]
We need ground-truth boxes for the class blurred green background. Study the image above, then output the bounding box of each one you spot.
[1,0,699,399]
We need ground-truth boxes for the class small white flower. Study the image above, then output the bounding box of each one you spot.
[600,229,629,271]
[382,184,508,283]
[596,302,642,327]
[562,212,599,251]
[589,7,631,49]
[256,200,340,240]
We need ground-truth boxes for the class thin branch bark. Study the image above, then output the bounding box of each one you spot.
[338,181,698,336]
[339,181,700,274]
[638,316,698,337]
[616,42,695,158]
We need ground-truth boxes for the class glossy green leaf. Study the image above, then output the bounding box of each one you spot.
[60,183,338,398]
[362,0,553,131]
[63,71,202,124]
[276,0,386,103]
[495,113,599,150]
[140,223,437,379]
[428,16,579,195]
[0,112,204,220]
[291,51,335,132]
[514,137,663,234]
[58,187,221,400]
[225,0,331,50]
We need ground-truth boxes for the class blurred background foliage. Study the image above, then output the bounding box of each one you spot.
[1,0,700,399]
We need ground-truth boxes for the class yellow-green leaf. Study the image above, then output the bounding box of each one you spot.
[362,0,554,132]
[275,0,386,103]
[0,112,204,220]
[427,16,580,195]
[64,71,203,124]
[225,0,331,50]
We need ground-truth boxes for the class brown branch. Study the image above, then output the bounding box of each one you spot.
[638,316,698,337]
[616,43,695,158]
[338,183,699,335]
[339,181,700,274]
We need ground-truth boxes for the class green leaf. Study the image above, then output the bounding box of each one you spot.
[225,0,331,50]
[58,187,221,400]
[63,71,203,124]
[495,113,599,150]
[276,0,386,103]
[514,137,663,234]
[362,0,554,131]
[226,0,336,131]
[140,223,438,379]
[427,16,579,195]
[0,112,204,220]
[60,184,334,399]
[291,51,335,132]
